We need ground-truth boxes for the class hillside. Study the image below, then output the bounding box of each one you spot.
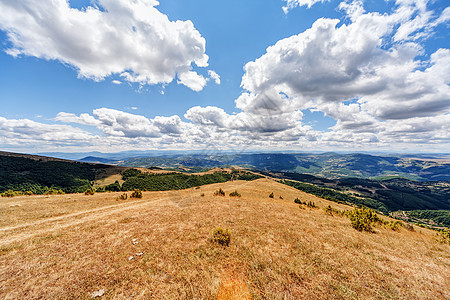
[0,179,448,298]
[275,172,450,213]
[0,151,125,194]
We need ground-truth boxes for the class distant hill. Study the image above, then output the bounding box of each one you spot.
[79,156,116,164]
[2,151,449,221]
[0,151,124,194]
[114,153,450,181]
[271,172,450,214]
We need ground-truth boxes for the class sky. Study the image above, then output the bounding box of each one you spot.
[0,0,449,154]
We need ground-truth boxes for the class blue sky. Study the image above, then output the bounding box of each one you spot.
[0,0,448,154]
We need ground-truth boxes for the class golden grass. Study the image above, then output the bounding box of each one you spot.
[0,178,449,299]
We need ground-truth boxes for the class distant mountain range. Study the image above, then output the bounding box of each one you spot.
[1,151,449,225]
[80,152,450,181]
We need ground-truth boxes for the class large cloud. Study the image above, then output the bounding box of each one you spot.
[56,108,185,138]
[0,0,210,91]
[0,116,93,147]
[240,0,450,143]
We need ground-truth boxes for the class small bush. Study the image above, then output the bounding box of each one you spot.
[130,189,143,198]
[195,186,200,190]
[44,189,65,195]
[95,186,106,193]
[346,207,383,232]
[402,223,415,231]
[387,220,403,231]
[229,190,241,197]
[214,188,225,196]
[117,193,128,200]
[269,192,274,198]
[212,227,231,247]
[200,193,205,197]
[294,198,302,204]
[84,188,95,195]
[1,190,22,197]
[324,205,345,216]
[306,201,317,208]
[437,228,450,244]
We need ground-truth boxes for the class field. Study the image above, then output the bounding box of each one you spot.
[0,179,449,299]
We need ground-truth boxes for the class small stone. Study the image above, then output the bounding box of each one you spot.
[128,256,134,261]
[89,289,105,298]
[136,252,144,256]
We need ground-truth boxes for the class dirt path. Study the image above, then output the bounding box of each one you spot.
[0,180,255,248]
[0,194,175,247]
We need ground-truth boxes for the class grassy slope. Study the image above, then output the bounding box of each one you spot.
[0,179,449,299]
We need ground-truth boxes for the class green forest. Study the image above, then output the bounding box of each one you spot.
[402,210,450,227]
[278,172,449,213]
[119,169,262,191]
[0,155,110,194]
[283,180,389,214]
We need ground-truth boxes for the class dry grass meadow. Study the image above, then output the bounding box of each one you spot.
[0,178,449,299]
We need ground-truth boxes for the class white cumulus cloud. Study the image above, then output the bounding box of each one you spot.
[208,70,221,85]
[0,0,209,91]
[57,108,185,138]
[0,116,93,143]
[241,0,450,136]
[282,0,329,13]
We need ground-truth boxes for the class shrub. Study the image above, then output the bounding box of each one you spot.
[200,193,205,197]
[1,190,22,197]
[387,220,403,231]
[25,191,33,196]
[212,227,231,247]
[84,188,95,195]
[117,193,128,200]
[229,190,241,197]
[346,207,383,232]
[95,186,106,193]
[269,192,274,198]
[44,189,65,195]
[214,188,225,196]
[306,201,317,208]
[294,197,302,204]
[324,205,345,216]
[437,228,450,244]
[402,223,415,231]
[130,189,143,198]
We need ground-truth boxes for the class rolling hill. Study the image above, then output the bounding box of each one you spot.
[0,151,125,194]
[112,152,450,181]
[0,179,448,298]
[2,151,449,226]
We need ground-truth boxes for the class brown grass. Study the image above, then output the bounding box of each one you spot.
[0,178,448,299]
